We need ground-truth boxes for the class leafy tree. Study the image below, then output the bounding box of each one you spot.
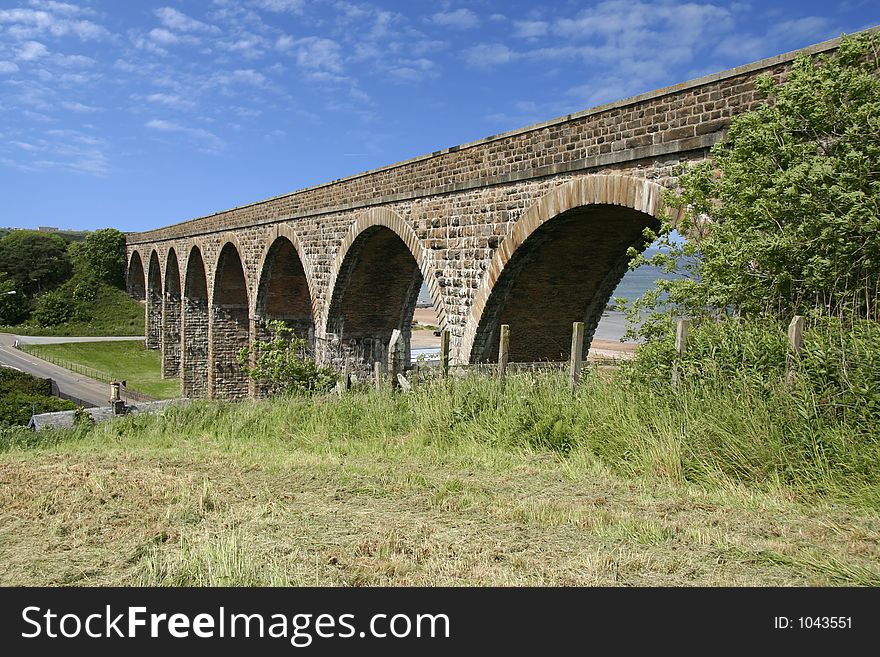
[626,32,880,340]
[70,228,127,288]
[0,230,71,296]
[0,273,29,325]
[240,320,337,396]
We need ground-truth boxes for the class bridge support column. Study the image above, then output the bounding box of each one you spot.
[249,316,269,398]
[209,304,250,400]
[162,293,181,379]
[146,290,162,350]
[182,297,209,398]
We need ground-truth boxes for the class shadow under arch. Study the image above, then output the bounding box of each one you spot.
[323,208,445,371]
[462,175,680,364]
[210,241,250,400]
[146,250,162,350]
[162,248,182,380]
[127,250,145,301]
[254,229,316,343]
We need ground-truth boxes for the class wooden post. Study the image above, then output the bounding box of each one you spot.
[388,329,402,388]
[786,315,804,389]
[497,324,510,381]
[373,361,382,390]
[342,356,351,391]
[569,322,585,392]
[440,329,450,378]
[672,318,690,389]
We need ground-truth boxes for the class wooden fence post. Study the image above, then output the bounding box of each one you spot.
[786,315,804,389]
[569,321,585,392]
[440,329,450,378]
[672,318,690,389]
[497,324,510,382]
[342,356,351,391]
[373,361,383,390]
[387,329,402,388]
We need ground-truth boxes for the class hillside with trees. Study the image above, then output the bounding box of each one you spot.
[0,228,143,336]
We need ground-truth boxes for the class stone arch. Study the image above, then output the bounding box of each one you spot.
[254,227,317,340]
[182,245,209,399]
[146,250,162,350]
[209,241,250,400]
[162,248,182,381]
[127,250,146,301]
[462,175,681,363]
[323,208,445,372]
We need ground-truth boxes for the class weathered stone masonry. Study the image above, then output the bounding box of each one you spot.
[125,35,848,400]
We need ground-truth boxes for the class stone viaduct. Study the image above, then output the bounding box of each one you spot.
[125,35,846,400]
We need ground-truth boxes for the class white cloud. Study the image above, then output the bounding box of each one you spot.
[464,43,515,68]
[149,28,183,46]
[114,59,137,72]
[0,8,109,41]
[211,68,269,87]
[280,36,344,73]
[17,41,49,61]
[146,93,196,110]
[0,61,20,73]
[131,32,168,56]
[54,53,94,68]
[217,32,269,58]
[387,58,436,83]
[12,140,43,151]
[513,20,548,39]
[252,0,305,13]
[553,0,732,48]
[2,127,109,176]
[715,15,832,60]
[567,78,642,108]
[155,7,220,34]
[429,8,479,30]
[146,118,224,152]
[27,1,93,17]
[61,100,100,112]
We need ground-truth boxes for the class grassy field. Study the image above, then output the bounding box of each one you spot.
[20,341,179,400]
[0,372,877,586]
[0,285,144,337]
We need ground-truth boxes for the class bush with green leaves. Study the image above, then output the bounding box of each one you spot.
[240,320,337,396]
[0,368,76,427]
[31,290,75,326]
[625,32,880,338]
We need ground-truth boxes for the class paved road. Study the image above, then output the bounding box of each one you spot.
[12,335,144,345]
[0,333,140,407]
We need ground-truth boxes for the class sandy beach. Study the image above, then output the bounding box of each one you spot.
[410,306,636,359]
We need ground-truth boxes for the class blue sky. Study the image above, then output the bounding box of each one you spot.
[1,0,877,233]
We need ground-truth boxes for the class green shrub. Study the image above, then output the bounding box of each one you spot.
[32,290,74,326]
[0,368,76,427]
[240,320,337,396]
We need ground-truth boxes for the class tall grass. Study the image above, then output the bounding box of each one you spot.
[13,359,875,510]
